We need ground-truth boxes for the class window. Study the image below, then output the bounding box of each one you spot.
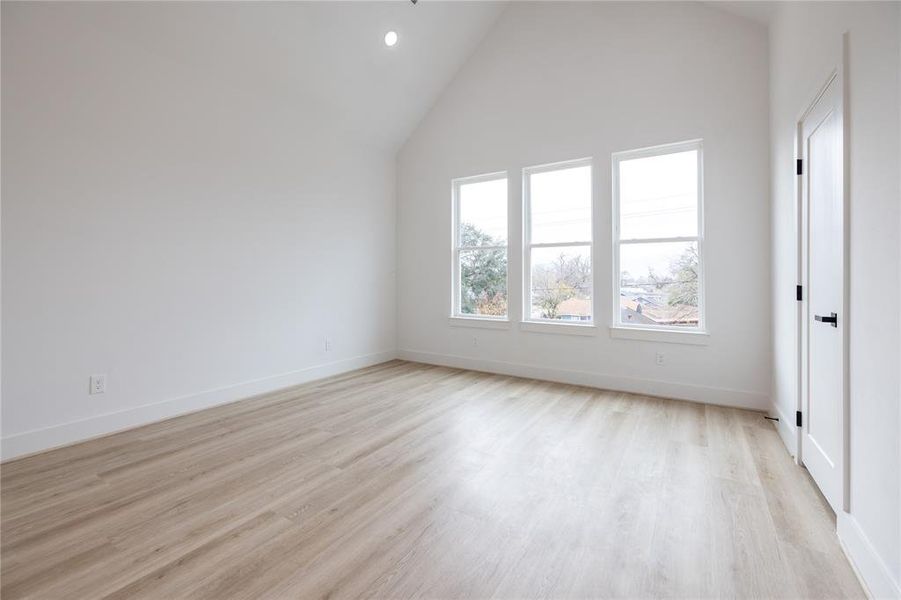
[613,140,704,330]
[524,159,593,323]
[452,173,508,319]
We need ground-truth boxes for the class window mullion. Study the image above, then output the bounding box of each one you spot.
[618,236,698,245]
[529,241,591,250]
[458,245,507,252]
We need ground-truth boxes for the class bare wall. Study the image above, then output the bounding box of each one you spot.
[1,3,397,458]
[396,2,771,409]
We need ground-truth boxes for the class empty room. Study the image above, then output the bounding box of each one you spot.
[1,1,899,598]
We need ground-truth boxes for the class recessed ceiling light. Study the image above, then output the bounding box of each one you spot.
[384,31,398,47]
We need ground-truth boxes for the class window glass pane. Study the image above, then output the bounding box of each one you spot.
[459,178,507,246]
[619,150,697,239]
[530,245,591,321]
[619,241,699,328]
[529,165,591,244]
[460,248,507,317]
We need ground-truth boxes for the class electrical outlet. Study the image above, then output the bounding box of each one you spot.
[90,374,106,395]
[655,352,665,366]
[324,337,332,352]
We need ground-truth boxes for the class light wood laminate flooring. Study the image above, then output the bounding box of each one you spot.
[1,361,864,599]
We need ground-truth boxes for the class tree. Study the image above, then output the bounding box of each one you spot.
[531,251,591,319]
[460,222,495,248]
[459,223,507,315]
[666,245,699,307]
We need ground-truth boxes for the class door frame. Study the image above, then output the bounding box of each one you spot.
[794,48,850,513]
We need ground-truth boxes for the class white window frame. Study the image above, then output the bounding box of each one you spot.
[611,139,706,337]
[522,157,595,329]
[450,171,509,323]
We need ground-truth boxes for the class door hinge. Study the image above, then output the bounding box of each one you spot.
[796,159,803,175]
[796,411,803,427]
[796,285,803,301]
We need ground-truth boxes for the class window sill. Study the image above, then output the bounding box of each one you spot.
[520,321,597,336]
[448,316,511,330]
[609,326,709,346]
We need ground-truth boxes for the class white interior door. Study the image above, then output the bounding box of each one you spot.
[800,73,845,513]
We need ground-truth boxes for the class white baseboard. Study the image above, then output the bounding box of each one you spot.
[397,349,768,411]
[770,402,799,459]
[1,351,396,461]
[837,512,901,599]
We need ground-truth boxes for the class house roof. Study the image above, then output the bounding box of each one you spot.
[622,298,698,325]
[557,297,591,316]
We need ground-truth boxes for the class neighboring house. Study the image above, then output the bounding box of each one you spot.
[621,298,698,327]
[620,299,658,325]
[556,297,592,321]
[642,303,699,326]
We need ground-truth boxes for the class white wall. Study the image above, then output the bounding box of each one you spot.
[396,2,771,410]
[769,2,901,597]
[1,4,397,458]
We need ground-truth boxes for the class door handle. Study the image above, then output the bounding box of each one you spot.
[814,312,838,327]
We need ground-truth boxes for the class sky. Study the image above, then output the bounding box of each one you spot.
[458,149,699,279]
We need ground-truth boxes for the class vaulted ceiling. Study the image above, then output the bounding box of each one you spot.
[10,1,506,152]
[6,1,774,153]
[704,1,776,25]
